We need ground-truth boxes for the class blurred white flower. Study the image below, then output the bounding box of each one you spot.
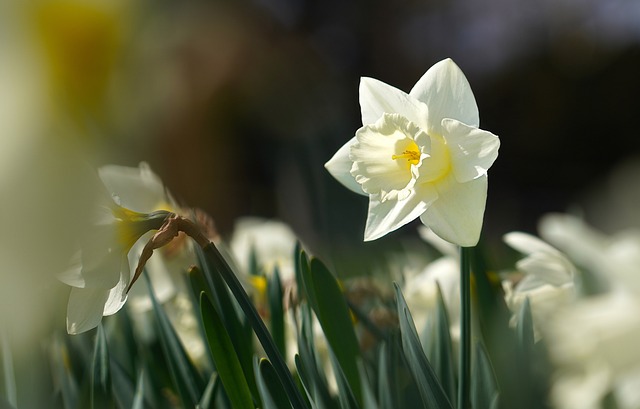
[60,203,170,334]
[403,226,460,342]
[230,217,297,282]
[325,58,499,246]
[545,294,640,409]
[540,213,640,294]
[85,164,205,364]
[533,213,640,409]
[502,232,576,329]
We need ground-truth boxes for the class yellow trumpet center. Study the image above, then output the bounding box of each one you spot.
[392,149,420,165]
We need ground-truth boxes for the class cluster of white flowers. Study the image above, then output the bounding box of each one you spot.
[501,212,640,409]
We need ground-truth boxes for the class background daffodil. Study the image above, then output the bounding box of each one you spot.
[325,58,500,246]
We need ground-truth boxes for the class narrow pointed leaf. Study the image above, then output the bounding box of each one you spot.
[294,305,336,409]
[357,360,379,409]
[301,258,362,406]
[394,283,453,409]
[268,266,286,357]
[91,325,114,409]
[110,356,141,409]
[471,342,499,409]
[255,358,293,409]
[329,350,359,409]
[197,373,219,409]
[200,293,254,409]
[201,243,308,409]
[422,283,456,407]
[145,272,204,408]
[193,247,257,399]
[131,369,146,409]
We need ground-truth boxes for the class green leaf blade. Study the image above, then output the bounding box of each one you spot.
[200,293,255,409]
[394,283,453,409]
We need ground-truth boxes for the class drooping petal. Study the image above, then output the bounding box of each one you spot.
[442,118,500,183]
[419,174,487,247]
[360,77,429,128]
[409,59,479,135]
[103,254,131,315]
[66,286,110,334]
[325,136,367,196]
[364,188,436,241]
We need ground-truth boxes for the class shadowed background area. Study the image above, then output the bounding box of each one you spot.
[61,0,640,275]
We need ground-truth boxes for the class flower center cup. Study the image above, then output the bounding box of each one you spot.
[392,148,421,165]
[350,113,429,202]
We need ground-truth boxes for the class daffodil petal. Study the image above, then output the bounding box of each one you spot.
[442,118,499,183]
[99,162,168,213]
[325,136,367,196]
[410,58,479,135]
[359,77,429,128]
[516,254,573,287]
[103,255,132,315]
[79,239,123,288]
[364,188,436,241]
[66,287,110,334]
[57,251,86,287]
[504,232,560,256]
[420,174,487,247]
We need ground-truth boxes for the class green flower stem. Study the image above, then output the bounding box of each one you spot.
[202,242,309,409]
[458,246,473,409]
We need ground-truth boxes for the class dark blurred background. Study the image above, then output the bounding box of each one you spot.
[106,0,640,276]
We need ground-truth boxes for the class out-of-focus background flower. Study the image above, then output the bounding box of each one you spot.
[2,0,640,352]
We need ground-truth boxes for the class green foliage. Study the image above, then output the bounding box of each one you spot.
[19,235,555,409]
[200,293,254,409]
[394,283,453,409]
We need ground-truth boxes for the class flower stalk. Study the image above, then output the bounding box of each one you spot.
[458,246,473,409]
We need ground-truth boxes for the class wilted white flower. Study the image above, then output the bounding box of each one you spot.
[325,58,499,246]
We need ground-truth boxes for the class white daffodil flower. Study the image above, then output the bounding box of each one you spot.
[60,163,197,335]
[60,204,170,334]
[325,58,500,246]
[502,232,576,336]
[230,217,297,282]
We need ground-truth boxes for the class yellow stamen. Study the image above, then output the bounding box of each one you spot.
[392,150,420,165]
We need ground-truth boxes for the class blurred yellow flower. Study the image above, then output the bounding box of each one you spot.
[325,58,499,246]
[28,0,132,120]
